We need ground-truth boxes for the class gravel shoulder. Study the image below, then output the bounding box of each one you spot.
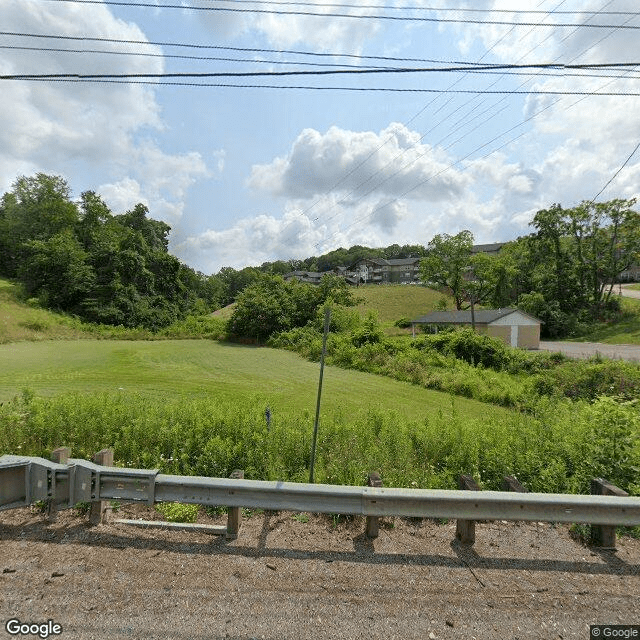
[1,504,639,640]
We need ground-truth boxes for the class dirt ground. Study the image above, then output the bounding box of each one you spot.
[1,503,639,640]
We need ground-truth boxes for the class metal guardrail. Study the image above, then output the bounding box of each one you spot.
[2,454,639,531]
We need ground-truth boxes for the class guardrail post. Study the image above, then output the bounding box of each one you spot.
[502,475,528,493]
[590,478,629,549]
[456,474,480,544]
[47,447,71,521]
[226,469,244,539]
[51,447,71,464]
[90,449,114,525]
[365,472,383,538]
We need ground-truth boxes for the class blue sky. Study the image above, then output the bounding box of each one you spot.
[1,0,639,274]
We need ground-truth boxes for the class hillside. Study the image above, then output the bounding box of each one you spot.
[0,279,87,343]
[353,283,449,330]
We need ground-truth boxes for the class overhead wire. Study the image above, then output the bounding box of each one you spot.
[274,0,585,240]
[4,3,639,252]
[308,0,576,247]
[590,142,640,203]
[313,1,640,249]
[32,0,640,29]
[4,44,640,79]
[4,61,640,81]
[92,0,639,17]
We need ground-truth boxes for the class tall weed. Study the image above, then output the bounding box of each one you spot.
[1,391,637,496]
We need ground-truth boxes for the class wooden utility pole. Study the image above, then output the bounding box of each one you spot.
[309,305,331,484]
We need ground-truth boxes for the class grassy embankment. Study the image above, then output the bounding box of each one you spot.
[0,278,639,497]
[353,284,447,335]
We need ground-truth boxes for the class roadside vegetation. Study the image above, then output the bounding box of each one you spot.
[1,389,638,496]
[1,173,640,504]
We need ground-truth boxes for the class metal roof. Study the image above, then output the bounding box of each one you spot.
[411,308,541,325]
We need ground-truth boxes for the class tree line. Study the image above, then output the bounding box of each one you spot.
[1,173,638,337]
[419,199,640,337]
[0,174,222,329]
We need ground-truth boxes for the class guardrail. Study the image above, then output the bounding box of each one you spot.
[1,450,638,549]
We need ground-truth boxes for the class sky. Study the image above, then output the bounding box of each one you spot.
[1,0,639,275]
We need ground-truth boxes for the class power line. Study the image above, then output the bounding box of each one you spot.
[165,0,640,17]
[0,44,390,69]
[4,62,640,80]
[6,44,640,78]
[591,142,640,203]
[312,1,640,249]
[33,0,640,29]
[9,77,640,96]
[0,31,561,66]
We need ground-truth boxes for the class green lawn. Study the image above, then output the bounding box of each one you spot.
[0,339,504,423]
[353,284,449,333]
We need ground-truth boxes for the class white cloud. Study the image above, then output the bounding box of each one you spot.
[249,122,469,201]
[179,207,326,271]
[98,178,148,212]
[0,0,212,226]
[193,0,380,53]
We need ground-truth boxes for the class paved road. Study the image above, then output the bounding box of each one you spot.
[619,283,640,300]
[537,284,640,362]
[538,341,640,362]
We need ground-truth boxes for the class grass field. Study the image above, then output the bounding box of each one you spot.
[0,339,505,424]
[353,284,449,333]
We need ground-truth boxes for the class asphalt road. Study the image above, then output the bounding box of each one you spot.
[619,283,640,300]
[538,341,640,362]
[536,284,640,362]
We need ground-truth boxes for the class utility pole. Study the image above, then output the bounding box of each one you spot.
[309,305,331,484]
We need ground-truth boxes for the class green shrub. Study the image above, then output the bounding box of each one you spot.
[394,317,412,328]
[161,315,227,339]
[1,390,638,495]
[155,502,199,523]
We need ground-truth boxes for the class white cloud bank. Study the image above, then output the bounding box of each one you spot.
[0,0,211,221]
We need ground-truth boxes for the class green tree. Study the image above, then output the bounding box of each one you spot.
[19,230,95,310]
[228,275,296,341]
[0,174,79,276]
[419,230,474,310]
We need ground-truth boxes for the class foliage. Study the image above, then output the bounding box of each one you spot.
[228,273,356,342]
[414,328,510,369]
[527,198,640,336]
[160,314,227,339]
[0,174,219,330]
[1,390,637,496]
[419,231,474,310]
[155,502,199,523]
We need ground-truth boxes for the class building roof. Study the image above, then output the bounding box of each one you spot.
[385,257,421,266]
[471,242,506,254]
[349,257,421,268]
[412,308,541,325]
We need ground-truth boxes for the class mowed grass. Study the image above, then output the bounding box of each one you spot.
[0,339,506,423]
[354,284,449,333]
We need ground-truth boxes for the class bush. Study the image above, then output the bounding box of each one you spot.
[1,390,638,495]
[413,328,509,370]
[161,314,227,339]
[394,317,412,328]
[155,502,199,523]
[532,359,640,402]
